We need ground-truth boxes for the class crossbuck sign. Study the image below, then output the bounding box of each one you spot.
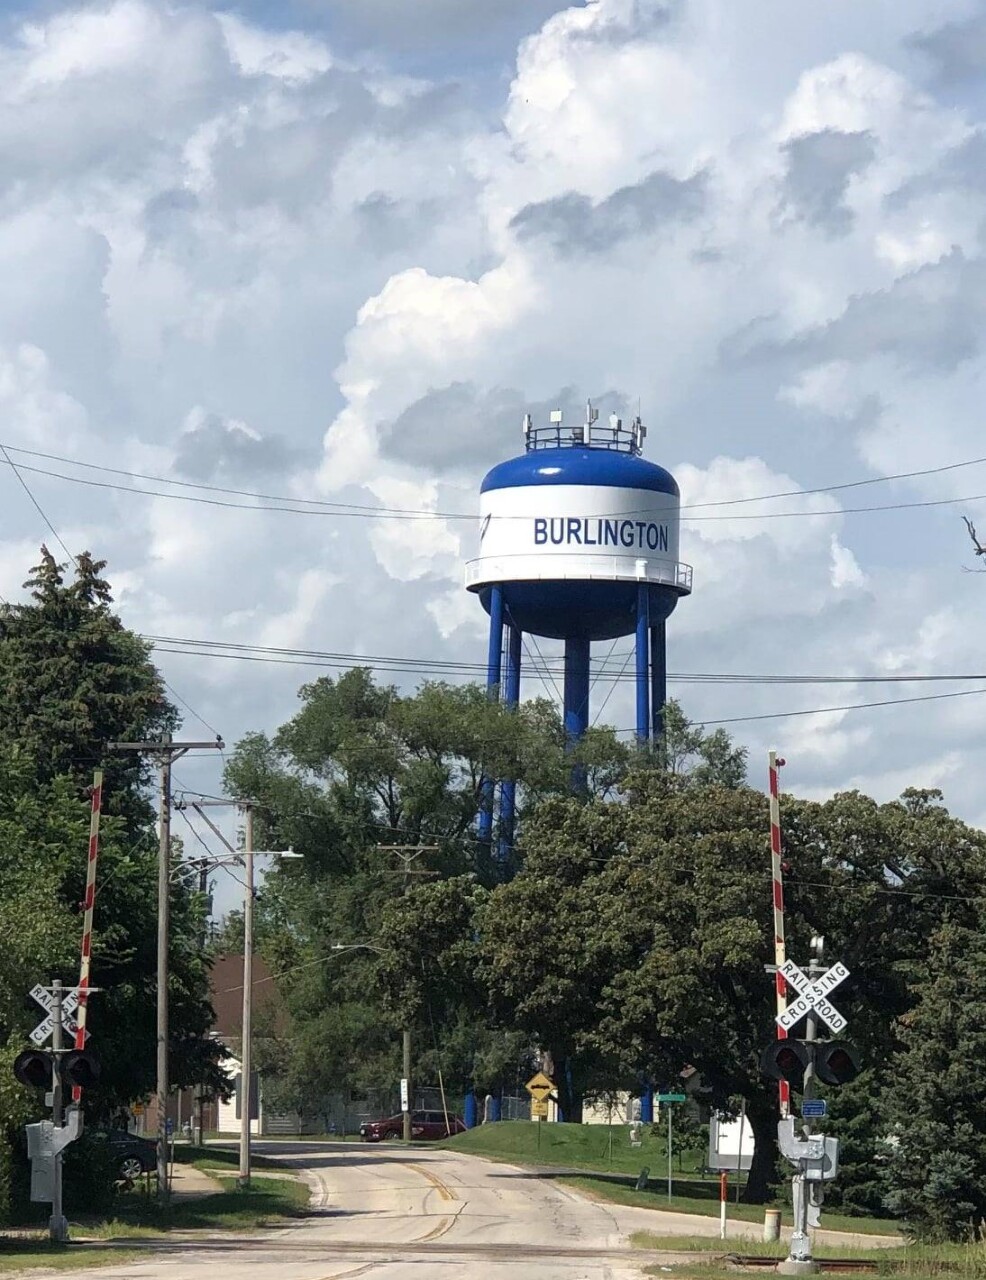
[776,959,849,1035]
[28,985,83,1047]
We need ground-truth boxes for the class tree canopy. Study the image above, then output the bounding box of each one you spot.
[0,550,225,1220]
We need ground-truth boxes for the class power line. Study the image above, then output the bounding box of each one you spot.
[143,632,986,687]
[592,645,635,727]
[162,678,222,739]
[4,443,986,523]
[6,439,986,513]
[681,452,986,510]
[1,443,77,563]
[692,684,986,728]
[0,447,222,745]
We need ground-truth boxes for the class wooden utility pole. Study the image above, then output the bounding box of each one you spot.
[109,736,223,1204]
[377,844,438,1142]
[191,797,298,1186]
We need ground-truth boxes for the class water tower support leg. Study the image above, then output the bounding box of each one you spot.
[636,586,651,744]
[563,637,591,794]
[650,620,667,750]
[478,586,505,844]
[497,624,522,861]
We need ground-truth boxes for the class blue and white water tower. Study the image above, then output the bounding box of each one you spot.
[466,403,692,846]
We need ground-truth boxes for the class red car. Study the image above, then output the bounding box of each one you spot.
[360,1110,466,1142]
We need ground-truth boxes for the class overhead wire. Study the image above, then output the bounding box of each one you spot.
[3,442,986,523]
[1,443,78,562]
[5,444,986,734]
[143,631,986,687]
[592,645,636,727]
[0,447,223,751]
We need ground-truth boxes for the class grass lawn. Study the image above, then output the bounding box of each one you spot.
[94,1174,311,1236]
[443,1117,705,1176]
[443,1122,900,1237]
[631,1231,915,1258]
[0,1177,309,1273]
[173,1143,288,1172]
[632,1236,986,1280]
[0,1240,141,1274]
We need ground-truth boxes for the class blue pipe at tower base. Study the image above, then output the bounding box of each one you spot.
[636,586,650,743]
[497,623,522,861]
[650,621,667,747]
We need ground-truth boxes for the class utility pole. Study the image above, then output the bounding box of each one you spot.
[50,980,66,1243]
[788,935,824,1270]
[109,735,223,1205]
[377,844,438,1142]
[240,803,254,1188]
[189,798,297,1187]
[189,797,255,1184]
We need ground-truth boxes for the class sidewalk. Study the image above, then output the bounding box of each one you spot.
[170,1164,222,1200]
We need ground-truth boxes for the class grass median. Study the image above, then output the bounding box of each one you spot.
[441,1121,899,1237]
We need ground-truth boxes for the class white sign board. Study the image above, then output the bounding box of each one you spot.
[28,986,82,1045]
[30,985,78,1017]
[400,1078,409,1113]
[466,482,685,593]
[776,960,849,1034]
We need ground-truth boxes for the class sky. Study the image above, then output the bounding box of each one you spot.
[1,0,986,908]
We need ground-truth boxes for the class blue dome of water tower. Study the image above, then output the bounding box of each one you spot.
[480,447,680,498]
[477,445,685,643]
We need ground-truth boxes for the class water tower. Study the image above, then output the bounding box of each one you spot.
[466,402,692,850]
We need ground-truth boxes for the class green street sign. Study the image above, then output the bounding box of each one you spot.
[657,1093,686,1103]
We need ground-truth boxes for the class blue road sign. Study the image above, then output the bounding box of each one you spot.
[802,1099,827,1119]
[165,1118,174,1136]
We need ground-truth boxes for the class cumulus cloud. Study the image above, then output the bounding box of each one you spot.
[172,410,308,481]
[509,168,707,255]
[778,130,876,236]
[911,13,986,84]
[0,0,985,859]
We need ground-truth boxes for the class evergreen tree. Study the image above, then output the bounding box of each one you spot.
[0,551,226,1187]
[0,548,176,804]
[882,918,986,1240]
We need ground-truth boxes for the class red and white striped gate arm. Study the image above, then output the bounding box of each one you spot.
[768,750,789,1118]
[73,769,103,1101]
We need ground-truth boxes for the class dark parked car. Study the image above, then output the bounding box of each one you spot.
[360,1110,466,1142]
[93,1128,158,1181]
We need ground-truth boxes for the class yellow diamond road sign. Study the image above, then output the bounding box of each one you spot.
[526,1071,554,1100]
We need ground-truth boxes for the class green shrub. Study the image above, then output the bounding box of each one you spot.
[62,1131,118,1217]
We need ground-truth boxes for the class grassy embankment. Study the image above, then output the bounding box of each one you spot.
[442,1121,900,1237]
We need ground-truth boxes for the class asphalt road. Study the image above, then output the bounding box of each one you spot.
[61,1139,902,1279]
[68,1139,666,1279]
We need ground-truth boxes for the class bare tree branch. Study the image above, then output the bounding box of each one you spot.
[962,516,986,571]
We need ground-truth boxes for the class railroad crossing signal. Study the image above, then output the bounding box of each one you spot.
[775,959,849,1034]
[28,985,87,1047]
[525,1072,554,1101]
